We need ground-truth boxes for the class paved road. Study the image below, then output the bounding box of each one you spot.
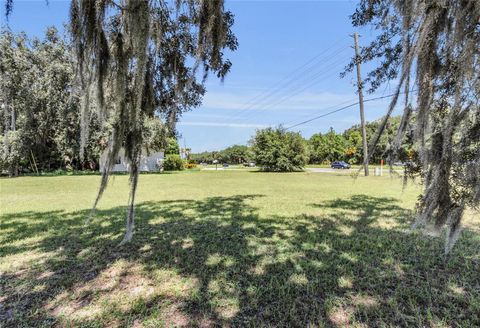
[203,167,362,173]
[306,168,352,173]
[202,167,401,174]
[306,167,403,174]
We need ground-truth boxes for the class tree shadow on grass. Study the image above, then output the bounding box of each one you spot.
[0,194,479,327]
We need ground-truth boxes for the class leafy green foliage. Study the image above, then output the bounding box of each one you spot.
[67,0,237,243]
[223,145,253,164]
[164,138,180,155]
[342,116,413,164]
[190,151,216,164]
[309,128,348,164]
[0,130,21,175]
[189,118,411,168]
[142,117,167,154]
[163,154,184,171]
[191,144,253,164]
[347,0,480,253]
[0,28,103,174]
[307,117,412,165]
[252,127,308,172]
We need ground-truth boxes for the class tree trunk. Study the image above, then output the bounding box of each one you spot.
[119,158,140,246]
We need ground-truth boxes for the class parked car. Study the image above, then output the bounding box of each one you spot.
[223,163,229,167]
[331,161,351,169]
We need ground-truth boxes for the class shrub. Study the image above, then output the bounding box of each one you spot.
[0,131,23,176]
[185,163,197,169]
[165,138,180,155]
[163,154,184,171]
[251,127,309,172]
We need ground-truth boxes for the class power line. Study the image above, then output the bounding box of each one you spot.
[221,41,350,123]
[284,91,415,130]
[285,103,359,130]
[242,48,350,111]
[234,49,349,117]
[254,55,350,112]
[280,96,359,127]
[229,53,352,125]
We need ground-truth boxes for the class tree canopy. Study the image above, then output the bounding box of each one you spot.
[69,0,237,244]
[252,127,309,172]
[347,0,480,253]
[164,137,180,155]
[190,145,253,164]
[309,128,348,164]
[0,28,103,175]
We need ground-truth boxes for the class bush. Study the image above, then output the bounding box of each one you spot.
[185,163,197,169]
[163,154,184,171]
[251,127,309,172]
[0,131,23,176]
[165,138,180,155]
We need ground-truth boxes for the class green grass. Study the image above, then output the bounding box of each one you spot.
[1,171,479,327]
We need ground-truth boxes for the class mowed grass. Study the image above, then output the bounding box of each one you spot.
[0,171,479,327]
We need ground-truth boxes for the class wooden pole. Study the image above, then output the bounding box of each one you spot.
[31,149,39,175]
[353,32,369,176]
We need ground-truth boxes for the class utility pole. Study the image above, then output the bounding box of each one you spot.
[353,32,369,176]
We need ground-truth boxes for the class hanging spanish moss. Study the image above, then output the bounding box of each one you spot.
[346,0,480,254]
[70,0,237,244]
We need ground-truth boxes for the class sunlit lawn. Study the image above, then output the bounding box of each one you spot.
[1,171,479,327]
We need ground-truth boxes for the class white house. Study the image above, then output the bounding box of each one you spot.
[99,148,164,173]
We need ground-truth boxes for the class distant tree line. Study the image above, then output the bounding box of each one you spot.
[309,116,414,165]
[191,116,413,171]
[190,144,253,165]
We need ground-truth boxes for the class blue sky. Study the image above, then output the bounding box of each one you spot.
[1,0,402,152]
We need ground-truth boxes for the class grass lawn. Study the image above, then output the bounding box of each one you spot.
[1,171,479,327]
